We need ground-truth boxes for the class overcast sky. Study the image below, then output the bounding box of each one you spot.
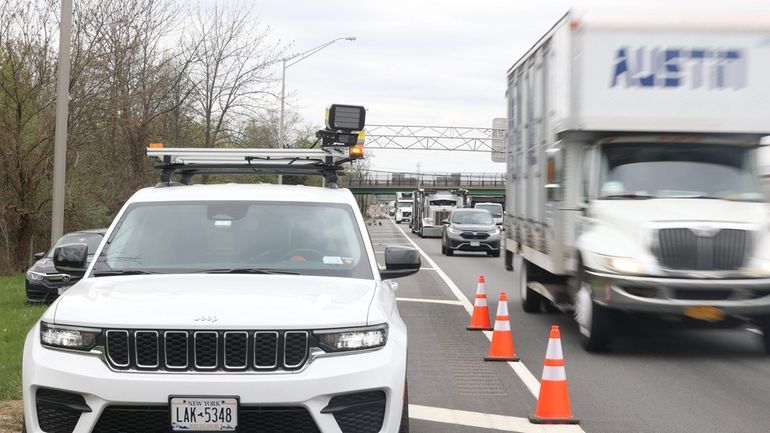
[245,0,770,173]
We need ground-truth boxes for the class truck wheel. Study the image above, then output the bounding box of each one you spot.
[574,261,613,352]
[519,255,542,313]
[504,249,514,271]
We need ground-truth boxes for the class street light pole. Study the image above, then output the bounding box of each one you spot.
[277,36,356,184]
[51,0,73,243]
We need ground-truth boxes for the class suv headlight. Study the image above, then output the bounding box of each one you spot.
[26,270,46,281]
[315,324,388,352]
[40,322,100,351]
[447,226,461,235]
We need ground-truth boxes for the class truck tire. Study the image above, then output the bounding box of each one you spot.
[519,255,542,313]
[574,261,613,352]
[504,249,514,271]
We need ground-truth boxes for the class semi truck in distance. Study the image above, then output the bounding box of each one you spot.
[411,189,468,237]
[503,9,770,352]
[394,191,414,224]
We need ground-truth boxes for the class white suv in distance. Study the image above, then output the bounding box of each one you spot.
[23,107,419,433]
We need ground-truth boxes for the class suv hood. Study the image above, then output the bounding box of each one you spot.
[53,274,376,329]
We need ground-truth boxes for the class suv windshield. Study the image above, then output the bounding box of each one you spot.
[475,204,502,217]
[93,201,372,279]
[47,233,103,258]
[599,143,764,201]
[451,211,493,225]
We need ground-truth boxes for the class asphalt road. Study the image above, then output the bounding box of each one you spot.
[386,218,770,433]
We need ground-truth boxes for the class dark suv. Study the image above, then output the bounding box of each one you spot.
[25,229,106,303]
[441,208,501,257]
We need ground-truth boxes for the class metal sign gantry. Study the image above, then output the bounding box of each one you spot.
[364,124,505,153]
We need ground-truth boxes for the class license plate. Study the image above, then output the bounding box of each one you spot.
[470,241,480,247]
[683,306,725,322]
[170,397,238,431]
[57,285,72,295]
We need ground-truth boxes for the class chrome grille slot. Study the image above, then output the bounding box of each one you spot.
[134,331,159,368]
[224,331,248,369]
[163,331,188,369]
[283,332,309,369]
[194,331,218,369]
[105,330,130,368]
[254,331,279,369]
[655,228,749,271]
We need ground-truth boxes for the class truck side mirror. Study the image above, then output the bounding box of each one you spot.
[442,219,449,225]
[380,245,421,279]
[53,243,88,277]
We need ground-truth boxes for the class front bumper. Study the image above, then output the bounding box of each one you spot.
[586,269,770,315]
[25,279,75,303]
[23,323,407,433]
[447,236,500,252]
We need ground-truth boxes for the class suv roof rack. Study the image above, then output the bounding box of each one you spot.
[146,104,367,188]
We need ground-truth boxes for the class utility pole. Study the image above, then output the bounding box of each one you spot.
[51,0,73,242]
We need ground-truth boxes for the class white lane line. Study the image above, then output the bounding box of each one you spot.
[396,297,465,306]
[391,221,544,399]
[747,328,763,335]
[409,404,583,433]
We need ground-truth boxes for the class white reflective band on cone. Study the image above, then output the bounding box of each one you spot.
[541,365,567,381]
[545,338,564,360]
[474,298,488,307]
[496,299,509,316]
[478,283,486,294]
[494,320,511,331]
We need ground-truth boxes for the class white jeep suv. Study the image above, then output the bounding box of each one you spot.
[23,181,418,433]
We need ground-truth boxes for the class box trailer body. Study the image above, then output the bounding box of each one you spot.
[504,10,770,351]
[411,189,468,238]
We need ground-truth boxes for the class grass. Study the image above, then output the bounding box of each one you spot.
[0,275,46,400]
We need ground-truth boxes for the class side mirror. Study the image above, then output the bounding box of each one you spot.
[34,252,45,260]
[442,219,449,225]
[380,245,421,279]
[53,243,88,277]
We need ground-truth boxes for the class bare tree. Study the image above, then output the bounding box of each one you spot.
[186,2,284,148]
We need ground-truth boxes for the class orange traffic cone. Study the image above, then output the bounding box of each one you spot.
[529,325,579,424]
[467,275,492,331]
[484,291,519,362]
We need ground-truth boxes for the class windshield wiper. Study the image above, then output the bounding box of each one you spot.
[602,193,653,200]
[196,268,300,275]
[92,269,157,277]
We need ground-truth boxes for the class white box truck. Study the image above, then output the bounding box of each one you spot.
[394,191,414,224]
[503,10,770,352]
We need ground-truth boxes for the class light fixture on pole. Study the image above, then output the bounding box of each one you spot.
[278,36,356,184]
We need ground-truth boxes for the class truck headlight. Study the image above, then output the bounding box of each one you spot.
[315,324,388,352]
[746,259,770,277]
[26,270,46,281]
[40,322,100,351]
[602,256,642,274]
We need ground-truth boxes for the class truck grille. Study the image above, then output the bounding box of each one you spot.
[433,210,451,225]
[105,329,308,372]
[654,228,750,271]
